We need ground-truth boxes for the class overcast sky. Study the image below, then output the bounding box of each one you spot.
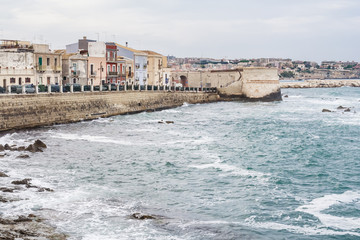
[1,0,359,62]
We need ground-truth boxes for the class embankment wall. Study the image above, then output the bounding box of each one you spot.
[0,92,218,132]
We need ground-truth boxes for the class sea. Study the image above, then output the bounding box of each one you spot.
[1,87,360,240]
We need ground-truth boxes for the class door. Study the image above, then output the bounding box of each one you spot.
[19,78,22,85]
[3,79,6,88]
[47,77,50,85]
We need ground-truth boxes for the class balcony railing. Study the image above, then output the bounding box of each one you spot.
[108,71,119,76]
[36,65,47,72]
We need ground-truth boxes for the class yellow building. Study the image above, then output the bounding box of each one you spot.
[142,50,165,86]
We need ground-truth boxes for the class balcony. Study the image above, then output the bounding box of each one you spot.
[54,66,62,73]
[108,71,119,76]
[71,70,80,76]
[36,65,47,72]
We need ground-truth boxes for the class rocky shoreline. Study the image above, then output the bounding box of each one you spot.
[0,140,67,240]
[280,79,360,88]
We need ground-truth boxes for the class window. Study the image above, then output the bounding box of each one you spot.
[107,65,110,73]
[47,77,51,85]
[112,65,116,72]
[25,77,31,83]
[39,77,43,84]
[47,58,50,66]
[10,78,15,83]
[55,58,57,67]
[38,57,42,66]
[90,64,94,75]
[55,77,58,84]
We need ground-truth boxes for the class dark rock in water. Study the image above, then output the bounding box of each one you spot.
[14,216,33,223]
[4,144,11,150]
[337,106,346,110]
[25,144,43,153]
[344,108,351,112]
[38,187,54,192]
[0,171,9,177]
[34,139,47,149]
[0,144,4,151]
[17,146,26,151]
[12,178,32,185]
[322,109,332,112]
[0,187,15,193]
[0,196,9,203]
[16,154,30,159]
[158,121,164,124]
[26,183,38,189]
[166,121,174,124]
[0,154,5,158]
[131,213,156,220]
[284,95,289,98]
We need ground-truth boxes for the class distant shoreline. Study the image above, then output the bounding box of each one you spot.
[280,79,360,88]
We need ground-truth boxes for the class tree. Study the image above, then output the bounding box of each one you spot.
[280,71,295,78]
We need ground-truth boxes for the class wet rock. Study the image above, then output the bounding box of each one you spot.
[16,154,30,159]
[158,120,164,124]
[0,171,9,177]
[14,215,32,223]
[38,187,54,192]
[322,109,332,112]
[25,144,43,153]
[11,178,32,185]
[337,106,346,110]
[0,196,9,203]
[166,121,174,124]
[284,95,289,98]
[344,108,351,112]
[34,139,47,149]
[0,217,15,225]
[0,144,4,151]
[0,154,5,158]
[4,144,11,150]
[0,187,15,193]
[17,146,26,151]
[131,213,156,220]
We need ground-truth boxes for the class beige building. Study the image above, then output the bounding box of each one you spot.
[142,50,169,86]
[0,40,35,88]
[33,44,62,85]
[60,51,88,85]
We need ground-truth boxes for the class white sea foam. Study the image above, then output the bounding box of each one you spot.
[296,191,360,231]
[189,160,266,178]
[50,133,132,146]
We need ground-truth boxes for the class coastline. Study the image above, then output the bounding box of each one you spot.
[280,79,360,88]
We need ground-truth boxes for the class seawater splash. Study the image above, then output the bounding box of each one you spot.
[296,191,360,230]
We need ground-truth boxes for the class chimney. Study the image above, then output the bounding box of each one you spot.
[126,42,128,47]
[83,36,87,40]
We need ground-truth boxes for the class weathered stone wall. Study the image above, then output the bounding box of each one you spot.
[0,92,218,132]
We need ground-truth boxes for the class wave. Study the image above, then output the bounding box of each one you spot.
[50,133,132,146]
[296,191,360,231]
[189,161,267,178]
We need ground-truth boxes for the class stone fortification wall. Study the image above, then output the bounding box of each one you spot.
[0,92,218,132]
[280,79,360,88]
[240,68,281,100]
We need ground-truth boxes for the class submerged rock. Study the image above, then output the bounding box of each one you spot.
[0,187,15,193]
[344,108,351,112]
[131,213,156,220]
[0,171,9,177]
[25,144,43,153]
[16,154,30,159]
[165,121,174,124]
[0,144,4,151]
[11,178,32,185]
[337,106,346,110]
[322,109,332,112]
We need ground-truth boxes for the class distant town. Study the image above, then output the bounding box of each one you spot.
[1,37,360,91]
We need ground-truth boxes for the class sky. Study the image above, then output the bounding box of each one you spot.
[0,0,359,63]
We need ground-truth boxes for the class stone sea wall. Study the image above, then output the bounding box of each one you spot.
[280,79,360,88]
[0,91,218,132]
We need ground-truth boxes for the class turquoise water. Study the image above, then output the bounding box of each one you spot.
[1,87,360,239]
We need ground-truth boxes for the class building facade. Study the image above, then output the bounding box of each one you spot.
[61,52,88,85]
[33,44,62,85]
[116,43,148,86]
[88,42,106,85]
